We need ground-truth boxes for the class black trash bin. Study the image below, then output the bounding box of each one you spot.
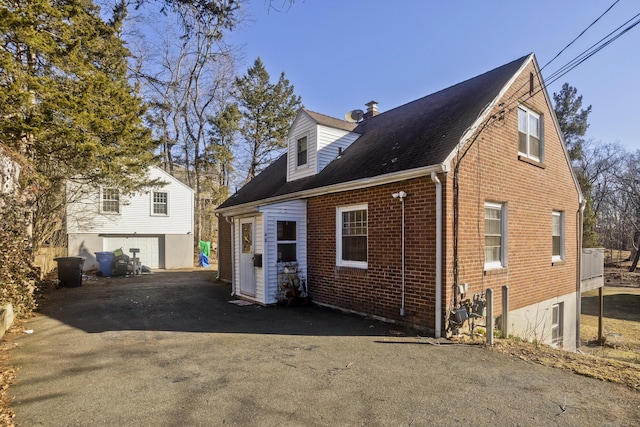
[54,257,85,287]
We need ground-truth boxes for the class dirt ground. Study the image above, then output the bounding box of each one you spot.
[0,266,639,425]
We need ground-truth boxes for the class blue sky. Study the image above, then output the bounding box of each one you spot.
[228,0,640,151]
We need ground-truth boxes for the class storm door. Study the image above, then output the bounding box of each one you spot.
[239,218,256,297]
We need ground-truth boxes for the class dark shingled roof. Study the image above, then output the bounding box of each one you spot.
[218,54,530,211]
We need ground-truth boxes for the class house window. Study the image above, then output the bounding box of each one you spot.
[551,303,564,347]
[297,136,308,167]
[337,205,368,269]
[277,221,297,262]
[484,202,507,269]
[518,106,542,161]
[552,211,564,262]
[153,191,168,215]
[102,188,120,214]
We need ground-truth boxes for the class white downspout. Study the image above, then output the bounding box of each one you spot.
[577,199,586,350]
[215,213,222,281]
[226,216,236,296]
[431,172,443,338]
[392,191,407,316]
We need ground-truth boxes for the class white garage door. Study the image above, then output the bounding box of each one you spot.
[104,236,161,269]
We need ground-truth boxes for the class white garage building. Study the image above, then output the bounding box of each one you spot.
[66,166,194,271]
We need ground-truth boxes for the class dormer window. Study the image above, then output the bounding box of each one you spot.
[297,136,308,167]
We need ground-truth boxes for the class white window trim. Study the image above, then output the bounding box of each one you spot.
[336,204,368,269]
[100,187,120,214]
[151,190,169,216]
[552,211,564,262]
[484,202,508,270]
[518,105,543,162]
[276,219,298,263]
[296,134,309,169]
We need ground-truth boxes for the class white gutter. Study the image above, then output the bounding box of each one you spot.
[215,213,222,281]
[431,171,443,338]
[216,163,449,216]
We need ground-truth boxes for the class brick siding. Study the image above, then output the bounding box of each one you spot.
[308,60,580,334]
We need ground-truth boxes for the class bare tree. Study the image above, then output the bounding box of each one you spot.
[127,3,239,242]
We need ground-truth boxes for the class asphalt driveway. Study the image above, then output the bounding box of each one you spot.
[9,270,640,426]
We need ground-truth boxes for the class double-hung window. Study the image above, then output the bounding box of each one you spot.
[277,221,297,262]
[484,202,507,269]
[337,205,368,269]
[297,136,308,167]
[152,191,168,215]
[101,188,120,214]
[552,211,564,262]
[518,106,542,161]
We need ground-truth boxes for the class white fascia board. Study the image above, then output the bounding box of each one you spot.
[531,56,584,203]
[151,166,195,194]
[215,163,449,217]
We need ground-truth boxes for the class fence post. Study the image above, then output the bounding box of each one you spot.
[486,288,494,346]
[501,285,509,338]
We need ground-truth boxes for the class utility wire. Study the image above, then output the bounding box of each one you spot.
[540,0,621,72]
[500,1,630,115]
[494,10,640,129]
[545,12,640,85]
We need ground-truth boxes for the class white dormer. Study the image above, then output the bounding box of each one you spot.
[286,110,361,182]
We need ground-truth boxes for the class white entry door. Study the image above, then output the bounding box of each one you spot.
[239,218,256,297]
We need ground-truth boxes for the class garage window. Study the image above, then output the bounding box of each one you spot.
[152,191,168,216]
[101,188,120,214]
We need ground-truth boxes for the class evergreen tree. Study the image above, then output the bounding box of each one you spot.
[208,103,240,194]
[552,83,597,247]
[553,83,592,162]
[0,0,159,248]
[235,57,301,181]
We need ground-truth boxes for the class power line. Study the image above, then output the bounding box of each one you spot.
[545,12,640,86]
[540,0,621,73]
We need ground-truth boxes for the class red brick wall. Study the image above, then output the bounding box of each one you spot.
[442,60,580,318]
[307,178,439,331]
[217,215,233,282]
[306,60,580,335]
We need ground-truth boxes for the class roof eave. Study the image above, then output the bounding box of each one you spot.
[215,163,450,216]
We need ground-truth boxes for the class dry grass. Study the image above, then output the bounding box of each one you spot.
[490,338,640,391]
[490,265,640,391]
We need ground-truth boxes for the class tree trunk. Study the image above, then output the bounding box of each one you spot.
[629,232,640,272]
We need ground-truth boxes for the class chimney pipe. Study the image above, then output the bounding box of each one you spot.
[364,100,379,119]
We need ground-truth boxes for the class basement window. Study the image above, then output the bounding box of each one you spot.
[551,303,564,348]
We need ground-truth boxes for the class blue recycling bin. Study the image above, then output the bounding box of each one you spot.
[95,251,114,277]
